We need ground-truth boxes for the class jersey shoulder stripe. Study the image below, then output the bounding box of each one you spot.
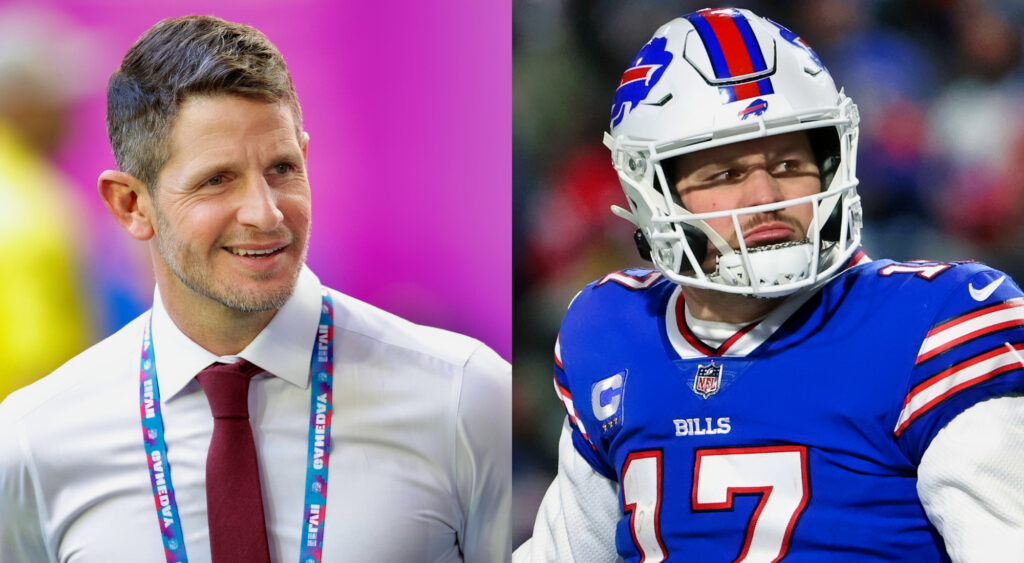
[597,270,663,290]
[917,298,1024,364]
[884,261,1024,456]
[553,372,593,449]
[554,333,564,370]
[897,341,1024,435]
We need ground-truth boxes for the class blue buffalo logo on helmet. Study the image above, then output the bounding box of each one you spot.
[767,18,827,74]
[739,98,768,120]
[610,36,673,128]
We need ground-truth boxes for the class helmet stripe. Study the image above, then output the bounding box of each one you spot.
[685,9,774,103]
[684,12,731,79]
[732,12,770,73]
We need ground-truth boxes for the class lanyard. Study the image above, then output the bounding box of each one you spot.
[139,291,335,563]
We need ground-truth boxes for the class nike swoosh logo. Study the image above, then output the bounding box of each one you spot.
[969,275,1006,302]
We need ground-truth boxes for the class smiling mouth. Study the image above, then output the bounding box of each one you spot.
[226,246,286,258]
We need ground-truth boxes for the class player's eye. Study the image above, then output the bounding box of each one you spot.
[205,174,226,186]
[709,168,742,183]
[772,160,806,174]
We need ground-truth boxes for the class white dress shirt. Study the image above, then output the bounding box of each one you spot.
[0,266,511,562]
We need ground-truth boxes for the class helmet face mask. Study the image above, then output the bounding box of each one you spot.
[606,8,863,298]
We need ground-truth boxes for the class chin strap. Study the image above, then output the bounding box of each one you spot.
[710,240,816,290]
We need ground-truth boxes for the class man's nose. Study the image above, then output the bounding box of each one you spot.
[236,175,284,231]
[742,168,785,208]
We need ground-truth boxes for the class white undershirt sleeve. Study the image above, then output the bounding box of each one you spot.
[917,395,1024,562]
[455,344,512,562]
[513,419,623,563]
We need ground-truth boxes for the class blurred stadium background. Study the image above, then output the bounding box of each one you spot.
[0,0,511,399]
[513,0,1024,545]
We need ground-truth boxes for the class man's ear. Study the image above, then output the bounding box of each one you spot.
[300,131,309,161]
[98,170,155,241]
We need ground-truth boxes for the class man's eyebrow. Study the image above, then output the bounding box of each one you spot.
[184,158,238,180]
[269,140,305,160]
[685,154,747,174]
[270,150,303,163]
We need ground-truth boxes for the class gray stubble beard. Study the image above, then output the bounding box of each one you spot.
[153,208,308,314]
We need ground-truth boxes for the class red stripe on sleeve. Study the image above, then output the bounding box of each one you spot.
[926,298,1024,339]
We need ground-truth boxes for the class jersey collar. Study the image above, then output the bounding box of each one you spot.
[664,250,870,359]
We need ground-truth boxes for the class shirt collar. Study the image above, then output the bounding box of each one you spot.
[151,265,323,400]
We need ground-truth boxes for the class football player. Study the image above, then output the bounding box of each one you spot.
[515,8,1024,562]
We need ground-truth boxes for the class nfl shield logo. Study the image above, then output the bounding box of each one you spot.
[693,361,723,399]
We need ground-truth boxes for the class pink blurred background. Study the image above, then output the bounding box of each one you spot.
[1,0,510,364]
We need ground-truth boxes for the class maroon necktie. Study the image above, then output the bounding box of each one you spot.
[196,360,272,563]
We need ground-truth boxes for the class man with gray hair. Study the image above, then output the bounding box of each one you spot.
[0,16,510,562]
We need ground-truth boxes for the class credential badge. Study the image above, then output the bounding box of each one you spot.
[693,360,723,399]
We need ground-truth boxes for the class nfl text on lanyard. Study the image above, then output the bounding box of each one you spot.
[139,291,335,563]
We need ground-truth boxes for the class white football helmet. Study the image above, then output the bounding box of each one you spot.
[606,7,862,298]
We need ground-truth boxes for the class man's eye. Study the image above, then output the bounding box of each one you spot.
[775,160,807,173]
[711,169,741,182]
[206,175,224,186]
[273,163,294,174]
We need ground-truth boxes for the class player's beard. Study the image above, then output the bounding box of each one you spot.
[152,205,308,313]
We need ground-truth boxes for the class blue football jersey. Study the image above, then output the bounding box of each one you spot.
[552,257,1024,562]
